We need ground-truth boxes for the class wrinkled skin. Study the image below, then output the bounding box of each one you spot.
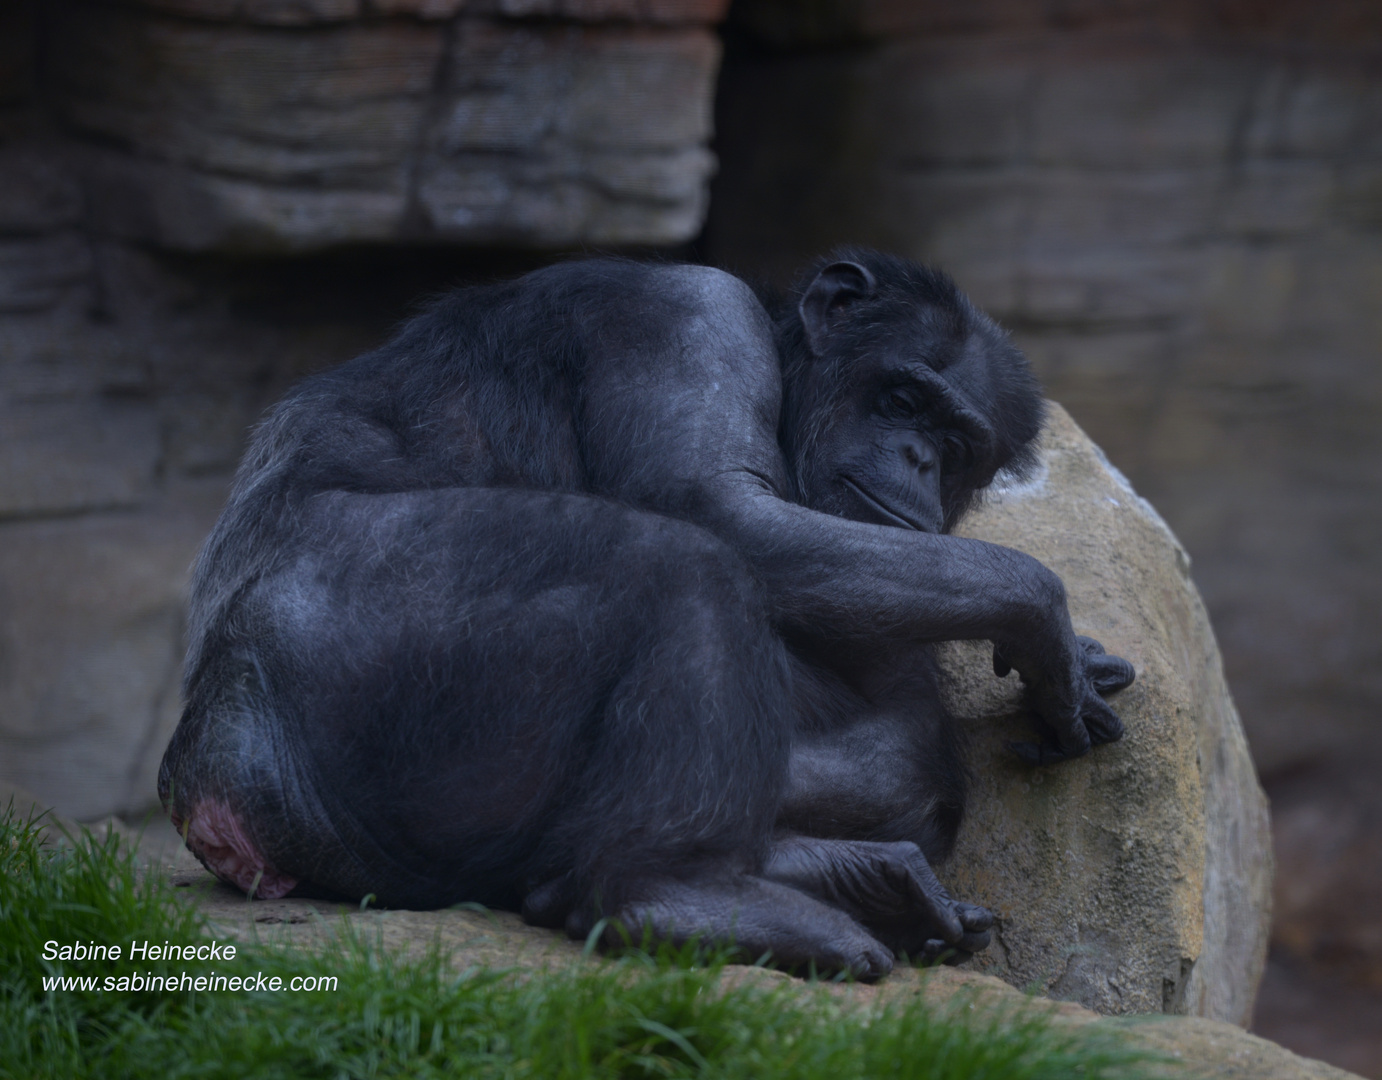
[159,251,1134,980]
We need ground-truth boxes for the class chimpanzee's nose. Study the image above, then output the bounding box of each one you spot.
[889,431,938,474]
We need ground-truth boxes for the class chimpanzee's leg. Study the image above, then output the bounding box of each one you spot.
[161,486,893,975]
[761,648,994,960]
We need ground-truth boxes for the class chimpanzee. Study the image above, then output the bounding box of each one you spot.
[159,250,1134,979]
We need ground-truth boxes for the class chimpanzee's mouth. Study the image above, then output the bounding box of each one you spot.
[841,477,926,532]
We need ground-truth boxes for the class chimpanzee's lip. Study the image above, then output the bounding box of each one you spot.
[841,477,924,531]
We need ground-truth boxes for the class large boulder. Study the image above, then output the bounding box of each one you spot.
[937,403,1271,1025]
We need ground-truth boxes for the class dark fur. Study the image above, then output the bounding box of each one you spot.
[160,251,1132,977]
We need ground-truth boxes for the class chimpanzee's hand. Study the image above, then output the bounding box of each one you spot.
[993,634,1135,766]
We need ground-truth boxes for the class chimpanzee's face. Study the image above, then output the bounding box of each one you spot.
[796,322,1007,536]
[787,258,1027,534]
[797,355,963,534]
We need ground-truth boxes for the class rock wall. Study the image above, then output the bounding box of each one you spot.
[54,0,725,250]
[708,0,1382,781]
[0,0,726,818]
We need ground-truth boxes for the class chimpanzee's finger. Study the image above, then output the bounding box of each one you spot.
[1008,739,1079,766]
[896,852,963,943]
[913,907,992,963]
[918,939,949,964]
[1083,697,1125,745]
[992,645,1012,678]
[1055,714,1093,758]
[956,902,993,932]
[1088,652,1136,694]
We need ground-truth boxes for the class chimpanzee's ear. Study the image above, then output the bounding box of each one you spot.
[799,261,877,355]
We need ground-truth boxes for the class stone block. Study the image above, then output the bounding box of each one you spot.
[492,0,729,22]
[939,404,1271,1024]
[1145,458,1382,778]
[101,0,726,23]
[87,0,438,23]
[1022,170,1215,248]
[1243,66,1382,159]
[1216,161,1335,238]
[0,146,90,310]
[418,22,718,243]
[924,236,1199,325]
[0,399,161,519]
[0,481,227,818]
[1031,53,1259,169]
[51,5,441,189]
[0,145,84,234]
[0,233,92,313]
[80,151,411,251]
[162,391,264,476]
[1333,163,1382,231]
[1017,248,1202,324]
[52,1,721,250]
[1201,243,1301,340]
[875,48,1035,167]
[892,168,1211,272]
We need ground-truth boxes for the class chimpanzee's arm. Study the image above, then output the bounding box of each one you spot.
[716,482,1129,759]
[576,264,1127,759]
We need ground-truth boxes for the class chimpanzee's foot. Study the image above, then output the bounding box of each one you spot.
[762,835,993,961]
[520,871,578,929]
[557,874,894,980]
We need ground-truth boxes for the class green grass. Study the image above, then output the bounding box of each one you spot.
[1,805,1163,1079]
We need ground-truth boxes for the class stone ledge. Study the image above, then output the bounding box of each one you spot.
[49,1,724,250]
[125,840,1355,1080]
[93,0,729,26]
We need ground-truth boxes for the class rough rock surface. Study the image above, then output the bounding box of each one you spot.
[935,404,1271,1025]
[48,0,725,251]
[0,234,394,819]
[114,822,1349,1080]
[0,485,228,819]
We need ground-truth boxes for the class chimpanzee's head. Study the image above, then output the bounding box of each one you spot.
[775,249,1044,534]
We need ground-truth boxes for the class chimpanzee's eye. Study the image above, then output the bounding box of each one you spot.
[882,389,915,416]
[942,434,972,471]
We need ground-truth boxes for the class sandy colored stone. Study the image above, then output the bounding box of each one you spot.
[935,404,1271,1024]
